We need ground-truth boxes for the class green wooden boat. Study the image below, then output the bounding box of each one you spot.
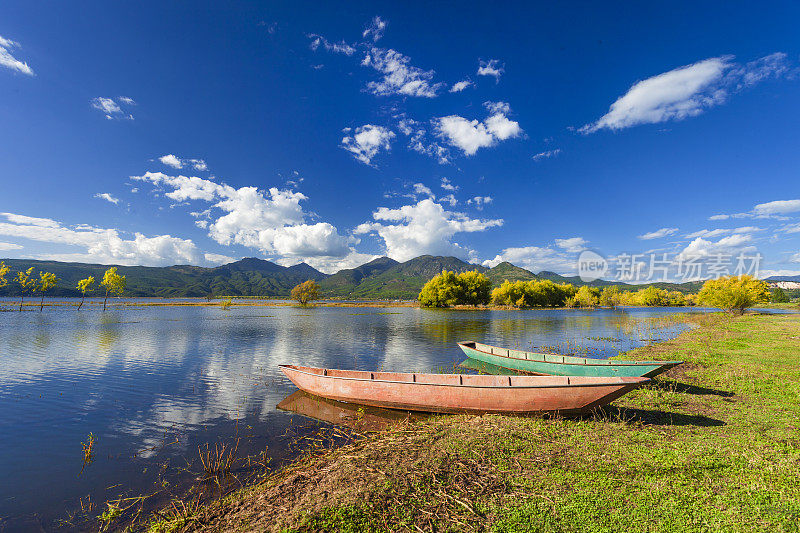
[457,341,681,378]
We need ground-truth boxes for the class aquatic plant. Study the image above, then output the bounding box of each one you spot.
[198,439,240,478]
[220,296,233,310]
[80,432,96,476]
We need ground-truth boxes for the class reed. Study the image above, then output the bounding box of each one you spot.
[198,438,240,478]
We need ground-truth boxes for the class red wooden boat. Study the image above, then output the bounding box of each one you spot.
[279,364,648,415]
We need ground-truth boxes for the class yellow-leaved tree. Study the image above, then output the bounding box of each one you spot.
[16,267,36,311]
[100,267,126,311]
[77,276,95,311]
[697,275,770,315]
[0,261,9,288]
[291,280,320,306]
[36,272,58,311]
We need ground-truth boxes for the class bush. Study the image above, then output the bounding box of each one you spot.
[418,270,491,308]
[771,287,790,303]
[698,275,770,315]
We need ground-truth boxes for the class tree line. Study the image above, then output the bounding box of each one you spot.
[417,270,774,314]
[0,262,126,311]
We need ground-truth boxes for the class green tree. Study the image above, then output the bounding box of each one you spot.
[771,287,790,303]
[100,267,126,311]
[76,276,95,310]
[16,267,36,311]
[36,272,58,312]
[291,280,320,306]
[698,275,770,315]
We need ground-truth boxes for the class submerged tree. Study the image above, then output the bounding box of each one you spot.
[698,275,770,315]
[36,272,58,311]
[291,280,320,306]
[100,267,126,311]
[0,261,8,288]
[16,267,36,311]
[76,276,95,310]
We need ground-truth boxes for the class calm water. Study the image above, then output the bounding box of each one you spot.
[0,301,723,529]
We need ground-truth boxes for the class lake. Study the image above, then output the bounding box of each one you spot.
[0,301,729,530]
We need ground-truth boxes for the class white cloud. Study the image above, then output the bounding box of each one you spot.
[354,198,502,262]
[362,47,444,97]
[132,172,359,271]
[582,53,793,133]
[638,227,679,240]
[158,154,208,171]
[677,234,754,261]
[362,16,387,42]
[0,242,23,251]
[341,124,395,165]
[412,183,434,198]
[532,148,561,161]
[467,196,492,210]
[0,212,226,267]
[91,97,135,120]
[555,237,588,253]
[440,177,458,191]
[686,226,763,239]
[308,34,356,56]
[477,59,504,81]
[753,199,800,216]
[482,246,575,274]
[791,252,800,264]
[450,79,472,92]
[159,154,183,169]
[440,194,457,206]
[434,101,522,156]
[0,35,34,76]
[94,193,120,205]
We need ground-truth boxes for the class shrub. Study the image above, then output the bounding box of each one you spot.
[490,280,576,308]
[698,275,770,315]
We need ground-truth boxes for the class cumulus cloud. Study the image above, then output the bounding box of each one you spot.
[158,154,208,171]
[477,59,504,81]
[355,198,502,261]
[362,16,387,42]
[677,234,755,261]
[638,227,679,240]
[581,53,792,133]
[450,79,472,92]
[94,193,120,205]
[482,246,575,274]
[362,47,444,97]
[0,35,34,76]
[532,148,561,161]
[434,101,522,156]
[91,97,135,120]
[0,212,228,266]
[555,237,588,253]
[341,124,395,165]
[132,172,358,272]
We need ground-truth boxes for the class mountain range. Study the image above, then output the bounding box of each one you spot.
[0,255,707,299]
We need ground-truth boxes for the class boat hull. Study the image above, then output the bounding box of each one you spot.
[279,365,648,415]
[458,342,681,378]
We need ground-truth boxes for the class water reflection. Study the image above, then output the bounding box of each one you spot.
[0,304,701,530]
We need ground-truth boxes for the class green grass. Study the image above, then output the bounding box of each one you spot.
[146,313,800,532]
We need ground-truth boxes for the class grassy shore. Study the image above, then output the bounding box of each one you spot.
[144,312,800,532]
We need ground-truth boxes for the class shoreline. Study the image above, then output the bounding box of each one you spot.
[137,311,800,532]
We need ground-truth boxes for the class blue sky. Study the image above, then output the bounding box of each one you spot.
[1,1,799,279]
